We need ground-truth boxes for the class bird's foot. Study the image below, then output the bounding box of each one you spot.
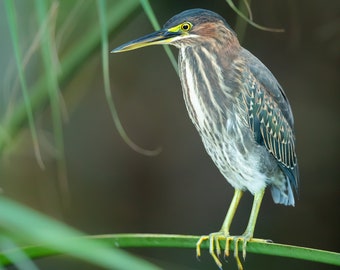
[196,232,271,270]
[227,234,270,270]
[196,231,229,270]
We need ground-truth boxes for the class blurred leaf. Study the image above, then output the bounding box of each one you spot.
[34,0,69,202]
[0,196,160,270]
[0,0,141,156]
[3,0,44,168]
[0,236,39,270]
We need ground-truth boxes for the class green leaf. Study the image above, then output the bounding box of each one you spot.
[3,0,44,168]
[0,0,141,157]
[0,196,160,270]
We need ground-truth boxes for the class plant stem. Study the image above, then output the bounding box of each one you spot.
[0,234,339,267]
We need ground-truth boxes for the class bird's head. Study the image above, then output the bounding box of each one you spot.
[111,8,238,53]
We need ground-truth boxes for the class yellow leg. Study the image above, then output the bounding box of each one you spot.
[196,189,243,269]
[221,189,244,233]
[196,188,269,270]
[232,188,267,270]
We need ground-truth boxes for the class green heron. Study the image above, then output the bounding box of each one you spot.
[111,8,299,270]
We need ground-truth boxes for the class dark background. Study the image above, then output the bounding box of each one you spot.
[1,0,339,269]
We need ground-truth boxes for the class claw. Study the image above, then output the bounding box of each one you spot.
[196,235,208,259]
[233,237,243,270]
[224,237,231,257]
[242,240,247,260]
[215,235,221,257]
[196,233,226,269]
[197,233,248,270]
[197,233,270,270]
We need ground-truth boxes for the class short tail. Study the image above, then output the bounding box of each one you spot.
[270,178,295,206]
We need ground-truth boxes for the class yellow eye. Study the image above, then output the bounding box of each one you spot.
[180,22,192,32]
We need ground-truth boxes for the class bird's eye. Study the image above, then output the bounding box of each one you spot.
[180,22,192,32]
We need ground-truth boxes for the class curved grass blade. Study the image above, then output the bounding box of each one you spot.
[226,0,284,32]
[98,0,161,156]
[4,0,45,169]
[234,0,253,43]
[35,0,69,202]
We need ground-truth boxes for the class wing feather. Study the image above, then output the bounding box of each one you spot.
[241,49,299,192]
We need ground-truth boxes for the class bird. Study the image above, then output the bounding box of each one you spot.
[111,8,299,270]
